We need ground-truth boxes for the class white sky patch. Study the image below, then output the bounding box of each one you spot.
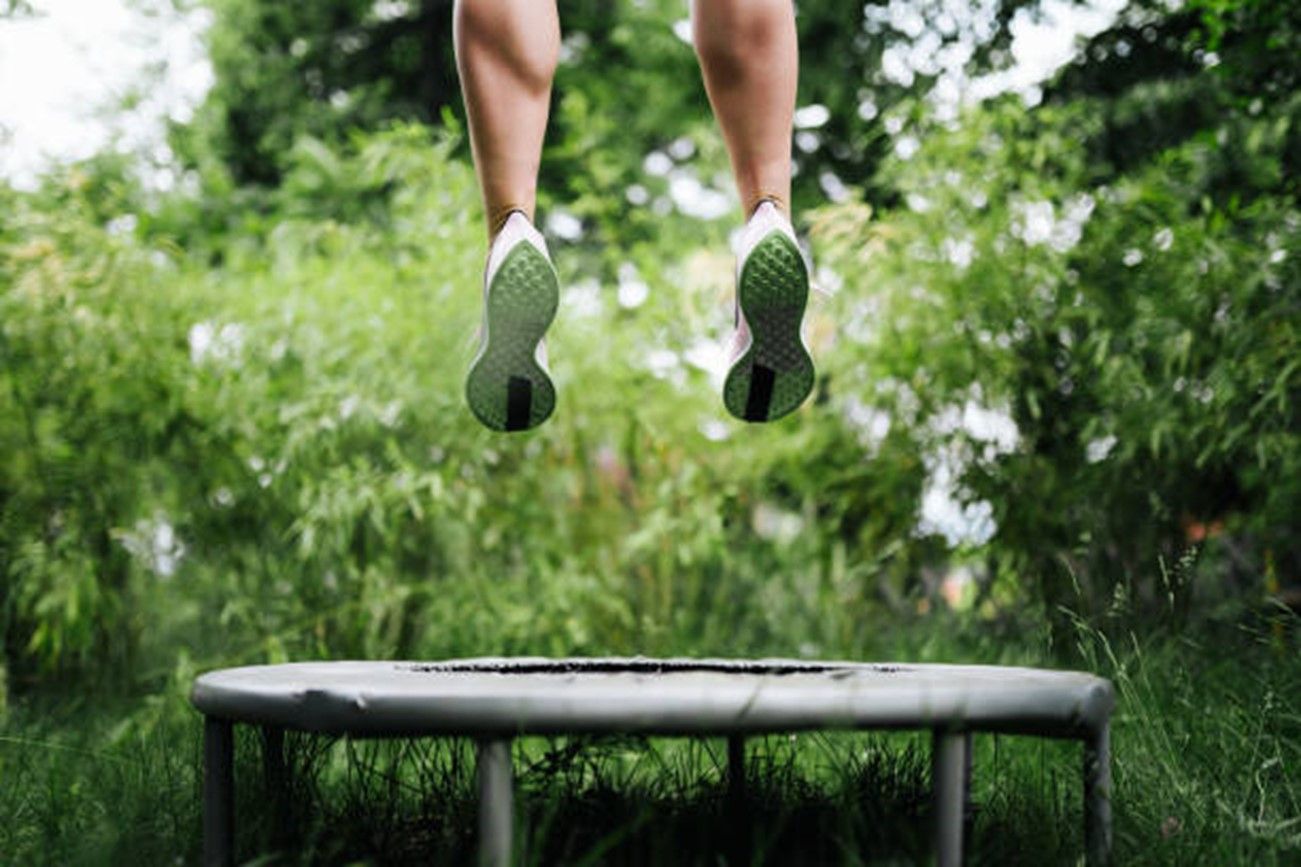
[915,393,1019,547]
[698,418,730,441]
[671,17,692,45]
[667,135,695,160]
[1010,194,1096,252]
[545,209,584,241]
[371,1,412,23]
[966,0,1128,105]
[1086,434,1117,463]
[943,235,975,268]
[643,150,673,177]
[114,514,186,578]
[667,169,732,220]
[894,136,921,160]
[0,0,213,188]
[916,443,998,547]
[751,501,805,545]
[793,103,831,130]
[625,183,650,206]
[683,336,729,390]
[843,395,892,454]
[562,278,604,319]
[819,170,849,203]
[864,0,1127,121]
[928,396,1020,453]
[645,347,682,382]
[188,320,246,366]
[616,262,650,309]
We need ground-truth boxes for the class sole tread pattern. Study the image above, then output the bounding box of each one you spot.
[723,232,815,423]
[465,243,558,432]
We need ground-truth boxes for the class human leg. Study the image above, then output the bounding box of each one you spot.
[454,0,560,237]
[455,1,561,431]
[690,0,798,218]
[693,0,812,422]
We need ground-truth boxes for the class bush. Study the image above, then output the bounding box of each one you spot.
[811,96,1299,633]
[1,125,882,684]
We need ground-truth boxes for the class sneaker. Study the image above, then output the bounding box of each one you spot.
[465,211,559,432]
[722,201,815,422]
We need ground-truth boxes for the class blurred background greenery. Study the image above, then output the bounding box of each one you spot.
[0,0,1298,863]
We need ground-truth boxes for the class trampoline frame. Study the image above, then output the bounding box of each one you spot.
[192,658,1113,866]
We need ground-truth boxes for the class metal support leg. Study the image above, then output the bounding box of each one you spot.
[725,736,749,865]
[477,738,514,867]
[1084,724,1112,867]
[203,717,234,867]
[261,726,288,848]
[962,732,973,841]
[932,729,968,867]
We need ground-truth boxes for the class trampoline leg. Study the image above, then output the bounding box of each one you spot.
[203,717,235,867]
[932,729,968,867]
[1084,724,1112,867]
[961,732,973,842]
[261,725,288,847]
[477,738,514,867]
[726,736,750,865]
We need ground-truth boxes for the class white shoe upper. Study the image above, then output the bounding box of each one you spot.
[733,200,799,280]
[728,201,802,364]
[479,210,554,372]
[486,211,552,288]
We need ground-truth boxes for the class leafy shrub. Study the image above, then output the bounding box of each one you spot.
[2,126,883,684]
[1,162,201,678]
[2,25,1296,687]
[811,96,1298,633]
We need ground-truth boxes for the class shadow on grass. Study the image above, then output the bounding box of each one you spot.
[236,731,1078,866]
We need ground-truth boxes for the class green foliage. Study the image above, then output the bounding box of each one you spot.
[797,0,1300,633]
[5,0,1300,680]
[1,164,196,677]
[812,89,1298,626]
[1,125,894,682]
[1,0,1298,859]
[185,0,460,185]
[182,0,1057,226]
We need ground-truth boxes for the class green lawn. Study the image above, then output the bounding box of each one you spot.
[3,616,1297,865]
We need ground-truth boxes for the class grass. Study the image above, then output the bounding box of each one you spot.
[2,614,1297,865]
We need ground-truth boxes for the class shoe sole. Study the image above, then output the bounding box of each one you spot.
[465,242,558,432]
[723,232,815,422]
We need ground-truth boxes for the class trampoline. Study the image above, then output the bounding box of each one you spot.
[191,657,1114,866]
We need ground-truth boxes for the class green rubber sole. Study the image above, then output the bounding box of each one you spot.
[723,232,815,422]
[465,242,558,432]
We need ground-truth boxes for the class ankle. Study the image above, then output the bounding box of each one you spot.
[747,194,789,221]
[488,205,533,240]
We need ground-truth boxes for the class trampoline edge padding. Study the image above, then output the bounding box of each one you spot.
[189,657,1115,739]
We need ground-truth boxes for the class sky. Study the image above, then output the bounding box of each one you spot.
[0,0,1124,190]
[0,0,212,188]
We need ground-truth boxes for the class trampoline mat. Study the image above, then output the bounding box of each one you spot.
[191,657,1113,738]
